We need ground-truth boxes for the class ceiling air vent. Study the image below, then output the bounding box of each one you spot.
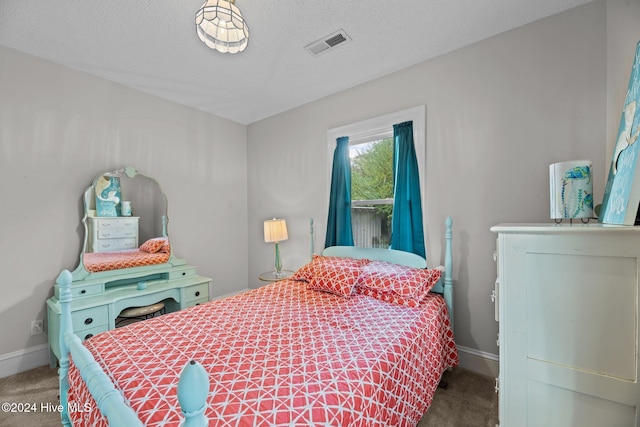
[304,29,351,57]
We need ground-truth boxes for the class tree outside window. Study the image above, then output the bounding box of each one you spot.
[349,137,393,248]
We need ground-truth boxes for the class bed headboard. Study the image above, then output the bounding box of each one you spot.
[322,246,427,268]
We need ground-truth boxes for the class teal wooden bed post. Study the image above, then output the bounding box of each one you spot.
[57,266,211,426]
[444,217,454,331]
[177,360,210,427]
[57,270,73,427]
[65,336,144,426]
[309,217,315,261]
[58,269,144,426]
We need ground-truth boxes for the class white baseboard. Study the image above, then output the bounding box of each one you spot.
[0,344,50,378]
[456,344,499,378]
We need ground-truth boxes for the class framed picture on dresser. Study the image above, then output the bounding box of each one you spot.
[600,40,640,225]
[95,175,122,217]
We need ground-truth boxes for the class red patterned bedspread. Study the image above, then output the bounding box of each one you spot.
[68,280,458,426]
[82,249,170,272]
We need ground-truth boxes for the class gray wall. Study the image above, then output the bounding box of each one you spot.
[247,0,640,363]
[0,46,249,359]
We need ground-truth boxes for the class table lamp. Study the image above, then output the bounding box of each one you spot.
[264,218,288,278]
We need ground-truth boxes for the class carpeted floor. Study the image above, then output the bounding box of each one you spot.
[418,367,498,427]
[0,365,497,426]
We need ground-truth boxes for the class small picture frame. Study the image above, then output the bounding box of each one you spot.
[95,176,121,217]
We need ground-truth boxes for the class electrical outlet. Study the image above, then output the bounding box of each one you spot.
[30,319,44,336]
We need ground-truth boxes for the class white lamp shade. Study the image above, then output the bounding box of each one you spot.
[264,219,288,243]
[195,0,249,54]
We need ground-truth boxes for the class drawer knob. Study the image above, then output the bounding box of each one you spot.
[84,317,93,325]
[80,289,86,294]
[195,291,200,297]
[84,334,94,340]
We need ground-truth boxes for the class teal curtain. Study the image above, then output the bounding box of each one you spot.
[325,136,354,247]
[391,121,426,258]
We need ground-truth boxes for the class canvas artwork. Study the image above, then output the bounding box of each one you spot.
[95,176,122,217]
[600,41,640,225]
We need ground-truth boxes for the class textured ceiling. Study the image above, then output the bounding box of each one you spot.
[0,0,593,125]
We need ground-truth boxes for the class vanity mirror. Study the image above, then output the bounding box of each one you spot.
[72,166,172,278]
[48,166,212,367]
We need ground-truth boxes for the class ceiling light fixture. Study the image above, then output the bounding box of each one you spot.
[195,0,249,54]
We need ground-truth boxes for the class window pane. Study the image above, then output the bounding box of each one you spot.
[350,138,393,248]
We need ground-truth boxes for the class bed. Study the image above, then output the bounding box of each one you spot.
[82,237,171,273]
[57,218,456,426]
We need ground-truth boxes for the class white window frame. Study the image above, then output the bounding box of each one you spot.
[326,105,426,245]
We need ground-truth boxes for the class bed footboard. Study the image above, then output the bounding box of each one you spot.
[56,270,210,426]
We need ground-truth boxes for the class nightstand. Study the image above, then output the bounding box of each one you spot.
[258,270,294,282]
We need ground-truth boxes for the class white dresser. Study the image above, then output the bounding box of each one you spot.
[491,223,639,427]
[88,216,139,252]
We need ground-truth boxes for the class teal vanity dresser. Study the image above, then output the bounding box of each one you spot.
[47,167,211,367]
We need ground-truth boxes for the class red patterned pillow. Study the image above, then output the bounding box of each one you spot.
[291,255,368,282]
[290,255,320,282]
[160,238,171,254]
[356,260,442,303]
[139,237,167,254]
[355,285,421,308]
[306,262,362,297]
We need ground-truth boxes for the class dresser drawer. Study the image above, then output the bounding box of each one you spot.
[182,297,209,309]
[167,266,197,279]
[94,237,137,252]
[181,283,209,303]
[95,218,138,230]
[97,228,138,239]
[76,325,109,341]
[72,306,109,331]
[71,283,103,299]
